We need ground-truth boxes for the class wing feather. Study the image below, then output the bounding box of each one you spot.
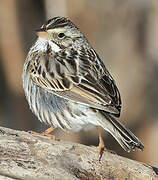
[29,47,121,115]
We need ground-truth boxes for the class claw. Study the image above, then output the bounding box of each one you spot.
[28,126,56,140]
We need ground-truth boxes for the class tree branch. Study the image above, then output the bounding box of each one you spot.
[0,126,157,180]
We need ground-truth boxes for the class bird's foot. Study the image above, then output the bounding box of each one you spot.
[28,126,56,140]
[28,131,40,136]
[28,130,56,140]
[41,131,56,140]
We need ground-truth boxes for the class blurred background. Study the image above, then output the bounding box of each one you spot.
[0,0,158,166]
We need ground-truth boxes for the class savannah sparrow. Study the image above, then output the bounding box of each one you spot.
[22,16,144,154]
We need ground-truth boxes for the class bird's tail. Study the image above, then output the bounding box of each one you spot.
[99,111,144,152]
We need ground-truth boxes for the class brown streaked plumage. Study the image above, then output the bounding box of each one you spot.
[23,16,144,154]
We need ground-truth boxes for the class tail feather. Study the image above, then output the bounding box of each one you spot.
[100,111,144,152]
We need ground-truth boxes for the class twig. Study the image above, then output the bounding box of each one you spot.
[0,126,157,180]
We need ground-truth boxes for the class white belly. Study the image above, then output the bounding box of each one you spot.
[57,102,101,132]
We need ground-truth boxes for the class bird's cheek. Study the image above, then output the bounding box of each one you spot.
[62,39,73,47]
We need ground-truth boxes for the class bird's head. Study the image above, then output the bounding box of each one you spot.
[35,16,85,52]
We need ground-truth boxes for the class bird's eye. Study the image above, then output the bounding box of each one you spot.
[58,33,65,39]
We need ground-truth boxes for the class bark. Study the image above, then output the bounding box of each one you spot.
[0,126,157,180]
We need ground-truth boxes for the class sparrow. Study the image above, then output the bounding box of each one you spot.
[22,16,144,155]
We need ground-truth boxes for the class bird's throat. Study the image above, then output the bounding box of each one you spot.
[34,37,61,53]
[48,40,61,52]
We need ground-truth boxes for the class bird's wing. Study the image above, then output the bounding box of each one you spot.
[28,48,121,115]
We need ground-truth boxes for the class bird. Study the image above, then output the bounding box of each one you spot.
[22,16,144,155]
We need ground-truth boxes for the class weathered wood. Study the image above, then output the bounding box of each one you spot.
[0,126,157,180]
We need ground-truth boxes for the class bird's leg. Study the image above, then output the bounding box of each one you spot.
[96,126,104,160]
[41,126,56,140]
[29,126,56,140]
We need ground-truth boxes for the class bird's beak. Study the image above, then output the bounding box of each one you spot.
[35,28,50,39]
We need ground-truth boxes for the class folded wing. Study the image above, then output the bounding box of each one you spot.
[28,47,121,116]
